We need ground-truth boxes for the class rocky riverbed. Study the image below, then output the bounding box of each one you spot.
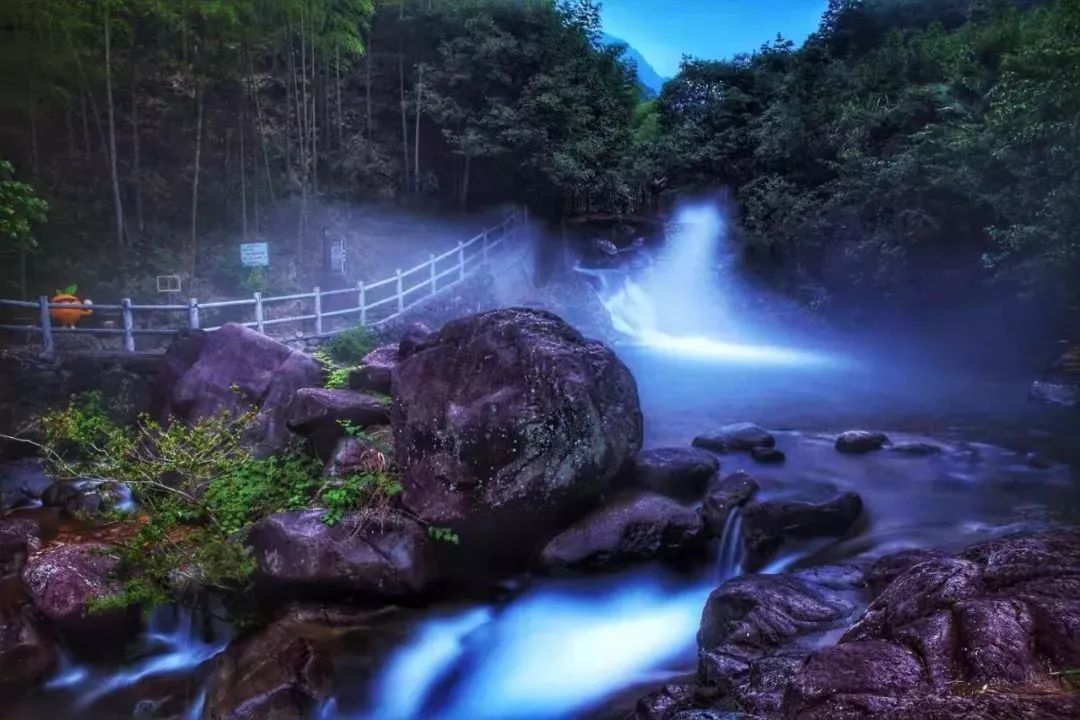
[0,308,1077,719]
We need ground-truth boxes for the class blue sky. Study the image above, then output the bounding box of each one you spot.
[600,0,830,78]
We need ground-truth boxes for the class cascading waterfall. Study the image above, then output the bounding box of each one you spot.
[596,202,840,367]
[717,507,744,581]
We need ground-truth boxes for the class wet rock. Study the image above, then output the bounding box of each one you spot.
[286,388,389,458]
[204,618,331,720]
[783,529,1080,720]
[692,423,774,453]
[697,573,856,694]
[41,480,126,517]
[740,492,863,570]
[0,515,43,576]
[398,321,433,360]
[835,430,889,454]
[700,472,758,537]
[0,459,54,511]
[863,548,951,593]
[21,542,139,655]
[348,344,398,395]
[749,447,785,464]
[155,323,323,457]
[322,432,391,478]
[247,509,438,600]
[630,447,719,501]
[633,682,695,720]
[539,491,705,570]
[391,308,642,567]
[0,605,58,695]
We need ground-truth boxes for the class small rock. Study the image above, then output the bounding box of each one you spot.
[749,446,785,464]
[629,447,719,501]
[539,491,705,570]
[692,423,775,453]
[398,321,434,360]
[323,433,391,478]
[204,618,331,720]
[0,515,43,576]
[700,471,758,537]
[247,510,438,600]
[0,459,54,511]
[835,430,889,454]
[741,491,863,569]
[286,388,390,459]
[0,606,57,694]
[348,344,398,395]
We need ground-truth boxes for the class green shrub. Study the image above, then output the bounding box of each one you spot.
[324,325,377,365]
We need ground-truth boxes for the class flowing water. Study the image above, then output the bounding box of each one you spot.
[13,202,1080,719]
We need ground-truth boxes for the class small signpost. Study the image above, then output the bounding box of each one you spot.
[156,275,182,294]
[240,242,270,267]
[329,238,346,275]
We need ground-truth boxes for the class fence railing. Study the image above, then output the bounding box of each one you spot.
[0,208,526,354]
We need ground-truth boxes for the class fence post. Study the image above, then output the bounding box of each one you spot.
[313,287,322,336]
[395,270,404,313]
[38,296,54,354]
[254,292,264,334]
[358,281,366,326]
[121,298,135,352]
[457,242,465,281]
[429,254,437,295]
[187,298,200,329]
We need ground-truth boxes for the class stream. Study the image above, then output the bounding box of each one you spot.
[9,202,1080,719]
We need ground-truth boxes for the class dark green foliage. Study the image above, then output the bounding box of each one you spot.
[0,159,48,255]
[325,325,378,365]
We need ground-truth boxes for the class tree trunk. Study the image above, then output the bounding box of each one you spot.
[240,101,248,241]
[248,53,276,204]
[103,5,126,251]
[414,64,423,195]
[365,40,373,152]
[190,85,204,282]
[79,93,91,156]
[399,0,409,194]
[336,46,343,151]
[18,250,27,301]
[29,72,38,177]
[131,65,144,233]
[460,153,471,211]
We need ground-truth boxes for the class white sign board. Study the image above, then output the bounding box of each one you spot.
[156,275,182,293]
[329,240,346,274]
[240,242,269,267]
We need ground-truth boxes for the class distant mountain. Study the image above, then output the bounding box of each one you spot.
[601,32,667,96]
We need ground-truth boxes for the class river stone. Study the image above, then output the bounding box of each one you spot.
[398,321,433,359]
[692,423,775,453]
[155,324,323,457]
[204,618,331,720]
[391,308,642,567]
[888,441,943,457]
[782,529,1080,720]
[21,542,140,655]
[629,447,719,501]
[0,606,57,696]
[322,432,392,479]
[539,491,705,570]
[740,492,863,570]
[700,471,758,537]
[286,388,390,459]
[835,430,889,454]
[749,446,785,464]
[348,344,398,395]
[247,509,438,600]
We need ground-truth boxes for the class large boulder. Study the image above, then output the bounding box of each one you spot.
[398,321,433,360]
[0,606,57,696]
[204,618,331,720]
[629,447,719,502]
[741,491,863,570]
[21,542,139,655]
[539,491,705,571]
[155,324,323,457]
[784,530,1080,719]
[286,388,390,459]
[247,510,438,601]
[322,432,392,479]
[348,344,398,395]
[391,308,643,565]
[692,423,775,453]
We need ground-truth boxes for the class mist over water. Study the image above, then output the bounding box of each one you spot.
[600,202,841,368]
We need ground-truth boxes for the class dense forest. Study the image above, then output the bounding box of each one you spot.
[0,0,1077,329]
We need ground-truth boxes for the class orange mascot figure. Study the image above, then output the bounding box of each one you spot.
[50,284,93,329]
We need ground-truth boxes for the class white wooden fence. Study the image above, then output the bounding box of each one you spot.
[0,208,525,353]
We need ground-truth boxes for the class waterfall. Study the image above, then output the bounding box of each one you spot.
[717,507,744,581]
[595,202,840,367]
